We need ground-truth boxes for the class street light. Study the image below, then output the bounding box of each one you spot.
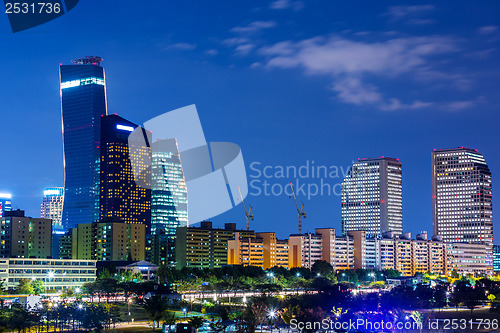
[182,308,187,317]
[268,309,276,333]
[75,287,81,293]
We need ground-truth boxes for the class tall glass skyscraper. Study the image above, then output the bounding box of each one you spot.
[40,187,64,233]
[100,115,152,227]
[341,157,403,237]
[0,193,12,218]
[432,147,493,246]
[60,56,107,230]
[151,139,188,266]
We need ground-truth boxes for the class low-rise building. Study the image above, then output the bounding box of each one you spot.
[0,258,96,291]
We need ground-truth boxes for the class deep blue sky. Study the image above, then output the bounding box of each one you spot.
[1,1,499,241]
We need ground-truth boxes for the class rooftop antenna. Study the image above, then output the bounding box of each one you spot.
[71,56,103,66]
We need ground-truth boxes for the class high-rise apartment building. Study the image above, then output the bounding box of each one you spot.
[0,210,52,258]
[60,57,107,230]
[41,187,64,233]
[0,193,12,218]
[99,115,151,228]
[342,157,403,237]
[150,139,188,266]
[227,232,289,269]
[432,148,493,246]
[176,222,254,269]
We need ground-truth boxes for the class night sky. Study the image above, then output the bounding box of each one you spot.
[1,1,499,241]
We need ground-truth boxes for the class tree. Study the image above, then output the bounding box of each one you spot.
[163,311,177,333]
[142,295,169,332]
[311,260,333,277]
[15,279,34,295]
[188,316,205,329]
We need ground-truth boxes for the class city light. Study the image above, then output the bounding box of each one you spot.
[116,124,134,132]
[60,77,104,89]
[43,189,61,196]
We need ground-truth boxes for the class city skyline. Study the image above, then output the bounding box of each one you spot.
[1,1,499,240]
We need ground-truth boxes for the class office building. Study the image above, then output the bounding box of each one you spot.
[176,222,254,269]
[40,187,64,233]
[342,157,403,237]
[70,222,145,261]
[493,245,500,272]
[0,258,96,291]
[150,139,188,266]
[0,193,12,218]
[60,56,107,230]
[100,114,151,227]
[0,210,52,258]
[432,148,493,248]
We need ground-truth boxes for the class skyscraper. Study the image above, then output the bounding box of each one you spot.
[432,147,493,246]
[99,114,152,227]
[41,187,64,233]
[0,193,12,218]
[150,139,188,266]
[60,56,107,230]
[341,157,403,237]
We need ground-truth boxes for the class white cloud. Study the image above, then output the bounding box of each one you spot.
[206,49,219,56]
[164,43,196,50]
[478,26,498,35]
[385,5,435,20]
[269,0,303,11]
[235,44,256,55]
[255,35,460,110]
[231,21,277,35]
[443,100,477,111]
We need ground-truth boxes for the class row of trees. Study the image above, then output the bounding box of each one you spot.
[0,302,120,333]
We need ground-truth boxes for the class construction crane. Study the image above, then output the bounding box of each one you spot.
[289,182,306,234]
[238,187,254,231]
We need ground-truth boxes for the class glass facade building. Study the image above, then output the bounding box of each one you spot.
[41,187,64,233]
[341,157,403,237]
[99,115,151,228]
[494,245,500,272]
[60,59,107,230]
[151,139,188,266]
[432,148,493,246]
[0,193,12,218]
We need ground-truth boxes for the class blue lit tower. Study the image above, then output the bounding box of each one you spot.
[60,56,107,230]
[151,139,188,266]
